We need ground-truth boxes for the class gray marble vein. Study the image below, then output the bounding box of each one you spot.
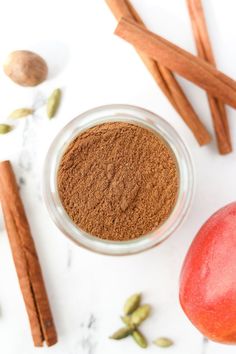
[201,337,209,354]
[66,246,73,269]
[32,91,46,110]
[19,176,26,186]
[74,314,98,354]
[17,92,47,202]
[87,314,96,329]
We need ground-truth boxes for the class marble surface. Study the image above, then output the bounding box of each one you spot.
[0,0,236,353]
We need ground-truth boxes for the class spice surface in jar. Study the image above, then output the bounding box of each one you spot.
[57,121,179,241]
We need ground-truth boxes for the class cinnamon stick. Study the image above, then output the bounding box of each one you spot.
[186,0,232,154]
[0,161,57,347]
[115,17,236,109]
[106,0,211,146]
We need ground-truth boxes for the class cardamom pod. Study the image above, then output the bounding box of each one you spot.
[47,88,61,118]
[130,304,151,326]
[124,293,141,315]
[109,327,132,340]
[9,108,33,119]
[0,124,12,134]
[153,337,174,348]
[132,330,148,348]
[121,316,135,329]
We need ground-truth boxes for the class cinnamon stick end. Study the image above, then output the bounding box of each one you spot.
[46,336,58,347]
[196,131,211,146]
[33,337,44,347]
[218,144,232,155]
[114,16,130,38]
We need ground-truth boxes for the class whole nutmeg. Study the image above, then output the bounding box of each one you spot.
[3,50,48,86]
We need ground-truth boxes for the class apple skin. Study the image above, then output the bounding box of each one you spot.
[179,202,236,344]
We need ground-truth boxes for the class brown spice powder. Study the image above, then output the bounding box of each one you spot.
[57,122,179,241]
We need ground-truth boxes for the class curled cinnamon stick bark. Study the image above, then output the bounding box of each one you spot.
[115,17,236,109]
[186,0,232,154]
[106,0,211,146]
[0,160,57,347]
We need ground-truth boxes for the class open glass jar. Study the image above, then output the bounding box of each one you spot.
[43,104,194,255]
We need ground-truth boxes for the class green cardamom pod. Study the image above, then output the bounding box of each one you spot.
[121,315,135,329]
[153,337,174,348]
[124,293,141,315]
[132,330,148,348]
[9,108,33,119]
[0,124,12,134]
[130,304,151,326]
[109,327,132,340]
[47,88,61,118]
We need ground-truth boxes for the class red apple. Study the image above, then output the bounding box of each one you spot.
[179,202,236,344]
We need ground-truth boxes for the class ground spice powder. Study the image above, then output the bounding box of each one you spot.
[57,122,179,241]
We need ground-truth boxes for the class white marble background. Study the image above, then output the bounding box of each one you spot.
[0,0,236,353]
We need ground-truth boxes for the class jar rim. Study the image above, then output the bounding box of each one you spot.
[42,104,195,255]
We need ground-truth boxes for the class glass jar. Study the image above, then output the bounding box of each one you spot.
[43,104,194,255]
